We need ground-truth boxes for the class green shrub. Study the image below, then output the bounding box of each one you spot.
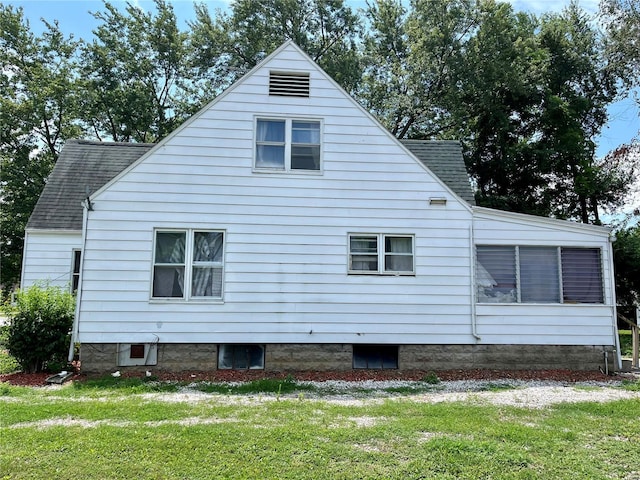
[3,284,75,373]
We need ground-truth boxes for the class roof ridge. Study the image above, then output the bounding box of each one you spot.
[72,139,157,147]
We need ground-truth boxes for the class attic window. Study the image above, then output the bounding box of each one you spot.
[269,72,310,97]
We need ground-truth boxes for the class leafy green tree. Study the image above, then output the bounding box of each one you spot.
[79,0,191,142]
[188,0,362,103]
[4,284,75,373]
[614,224,640,307]
[536,3,622,223]
[361,0,478,139]
[1,4,83,292]
[600,0,640,97]
[450,1,549,214]
[0,148,54,292]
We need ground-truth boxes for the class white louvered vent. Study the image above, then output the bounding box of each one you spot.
[269,71,310,97]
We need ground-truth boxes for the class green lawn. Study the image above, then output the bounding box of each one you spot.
[1,380,639,479]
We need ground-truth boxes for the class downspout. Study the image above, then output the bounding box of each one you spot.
[469,224,481,341]
[608,234,622,371]
[68,201,89,362]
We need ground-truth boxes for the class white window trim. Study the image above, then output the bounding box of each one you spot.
[253,116,323,174]
[150,229,225,303]
[348,233,415,275]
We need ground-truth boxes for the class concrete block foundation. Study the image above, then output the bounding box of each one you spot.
[80,343,617,374]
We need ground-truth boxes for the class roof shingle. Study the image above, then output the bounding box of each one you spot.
[26,140,155,230]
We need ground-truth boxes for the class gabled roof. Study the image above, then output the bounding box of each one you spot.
[26,140,155,230]
[401,140,475,205]
[27,139,475,231]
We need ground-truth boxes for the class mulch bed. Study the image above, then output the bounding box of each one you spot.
[0,368,626,387]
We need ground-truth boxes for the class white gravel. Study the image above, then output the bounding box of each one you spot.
[132,377,640,408]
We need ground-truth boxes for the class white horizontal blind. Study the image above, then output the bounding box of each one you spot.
[561,248,603,303]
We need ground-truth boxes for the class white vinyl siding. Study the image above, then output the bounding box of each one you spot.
[74,43,615,351]
[21,231,82,289]
[78,43,473,346]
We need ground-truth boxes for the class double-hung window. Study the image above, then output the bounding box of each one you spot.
[152,230,224,300]
[349,234,415,275]
[476,245,603,304]
[255,118,321,171]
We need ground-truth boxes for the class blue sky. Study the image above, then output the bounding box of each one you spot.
[8,0,640,159]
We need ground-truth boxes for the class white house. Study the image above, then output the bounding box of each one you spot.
[22,42,621,373]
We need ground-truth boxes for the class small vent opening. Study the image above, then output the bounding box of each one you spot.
[269,71,310,97]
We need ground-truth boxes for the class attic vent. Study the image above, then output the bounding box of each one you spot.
[269,71,310,97]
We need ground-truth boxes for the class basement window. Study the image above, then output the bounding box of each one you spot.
[218,345,265,370]
[353,345,398,369]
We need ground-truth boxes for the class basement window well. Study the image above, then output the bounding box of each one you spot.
[353,345,398,369]
[218,345,265,370]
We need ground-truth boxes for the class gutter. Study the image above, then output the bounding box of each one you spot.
[68,201,90,362]
[469,224,481,341]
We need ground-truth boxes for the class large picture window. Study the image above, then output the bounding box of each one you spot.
[349,234,414,275]
[255,118,321,171]
[152,230,224,300]
[476,245,603,304]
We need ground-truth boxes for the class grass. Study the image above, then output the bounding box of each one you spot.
[619,329,633,357]
[1,379,639,479]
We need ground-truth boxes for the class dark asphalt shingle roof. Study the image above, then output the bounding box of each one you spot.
[27,138,474,231]
[26,140,155,230]
[400,140,475,205]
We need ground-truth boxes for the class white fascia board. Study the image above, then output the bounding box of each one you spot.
[473,206,613,237]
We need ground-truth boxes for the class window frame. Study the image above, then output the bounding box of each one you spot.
[70,249,82,294]
[218,344,265,370]
[151,229,225,302]
[353,345,399,369]
[254,117,322,173]
[348,233,415,275]
[475,245,604,305]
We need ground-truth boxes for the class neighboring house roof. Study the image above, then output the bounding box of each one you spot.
[27,138,474,231]
[400,140,475,205]
[26,140,155,230]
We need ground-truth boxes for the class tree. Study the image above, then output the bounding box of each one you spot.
[450,1,550,215]
[188,0,362,103]
[1,4,83,292]
[79,0,192,142]
[600,0,640,99]
[536,3,622,223]
[361,0,479,139]
[614,224,640,308]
